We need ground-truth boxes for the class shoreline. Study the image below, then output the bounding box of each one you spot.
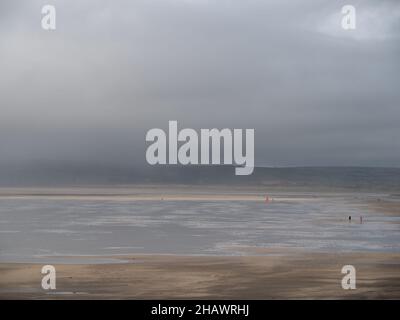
[1,187,398,299]
[0,187,394,202]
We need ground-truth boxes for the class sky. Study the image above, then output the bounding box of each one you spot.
[0,0,399,172]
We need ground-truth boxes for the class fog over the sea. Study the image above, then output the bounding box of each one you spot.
[0,0,399,175]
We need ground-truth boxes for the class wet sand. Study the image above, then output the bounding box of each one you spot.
[367,199,400,217]
[1,252,399,299]
[0,187,398,299]
[0,186,316,202]
[0,186,364,201]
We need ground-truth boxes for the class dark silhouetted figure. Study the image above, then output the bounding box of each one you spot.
[348,216,351,222]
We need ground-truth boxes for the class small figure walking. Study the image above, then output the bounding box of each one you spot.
[348,215,351,222]
[360,216,363,224]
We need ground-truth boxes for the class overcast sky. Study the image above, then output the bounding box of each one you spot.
[0,0,399,170]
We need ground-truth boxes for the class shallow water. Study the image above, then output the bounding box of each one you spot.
[0,195,399,263]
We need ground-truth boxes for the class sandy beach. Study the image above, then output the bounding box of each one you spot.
[1,252,399,299]
[0,187,399,299]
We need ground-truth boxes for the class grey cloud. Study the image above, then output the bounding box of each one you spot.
[0,0,399,170]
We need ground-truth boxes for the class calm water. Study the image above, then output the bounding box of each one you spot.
[0,195,399,263]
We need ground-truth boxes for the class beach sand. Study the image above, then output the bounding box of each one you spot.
[0,186,351,201]
[0,187,398,299]
[1,252,399,299]
[367,199,400,217]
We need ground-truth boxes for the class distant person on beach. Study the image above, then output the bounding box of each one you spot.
[360,216,363,224]
[348,216,351,222]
